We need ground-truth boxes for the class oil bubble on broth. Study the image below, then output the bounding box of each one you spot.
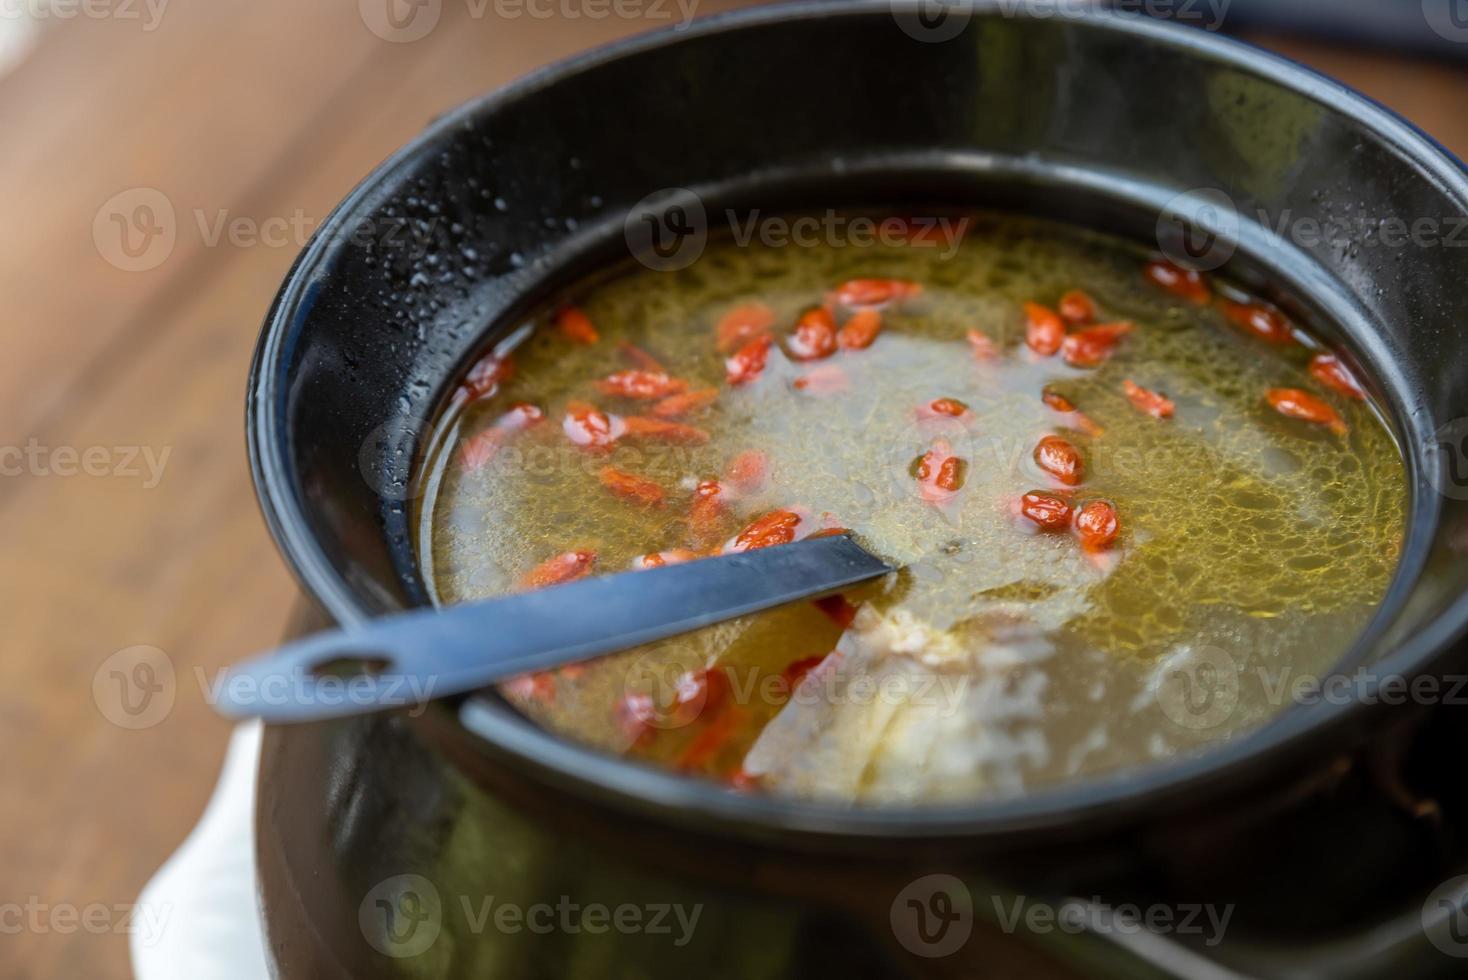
[415,212,1406,805]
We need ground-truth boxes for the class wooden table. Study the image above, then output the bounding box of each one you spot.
[0,5,1463,976]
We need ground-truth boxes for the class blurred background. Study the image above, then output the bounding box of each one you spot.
[0,1,1465,977]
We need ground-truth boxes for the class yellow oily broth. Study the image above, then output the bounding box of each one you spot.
[415,213,1406,803]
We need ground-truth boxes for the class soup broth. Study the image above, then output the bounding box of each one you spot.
[415,211,1406,804]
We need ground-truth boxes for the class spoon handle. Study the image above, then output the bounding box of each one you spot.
[212,534,891,722]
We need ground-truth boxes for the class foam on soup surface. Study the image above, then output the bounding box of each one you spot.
[415,212,1405,804]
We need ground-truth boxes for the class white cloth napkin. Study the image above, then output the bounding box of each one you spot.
[131,722,270,980]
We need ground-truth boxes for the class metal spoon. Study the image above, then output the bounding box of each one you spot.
[212,534,893,723]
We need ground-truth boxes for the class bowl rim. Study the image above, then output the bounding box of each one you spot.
[248,0,1468,842]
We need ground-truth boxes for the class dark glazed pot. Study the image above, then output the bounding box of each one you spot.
[248,3,1468,977]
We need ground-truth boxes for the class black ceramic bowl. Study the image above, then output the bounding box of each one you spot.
[248,3,1468,976]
